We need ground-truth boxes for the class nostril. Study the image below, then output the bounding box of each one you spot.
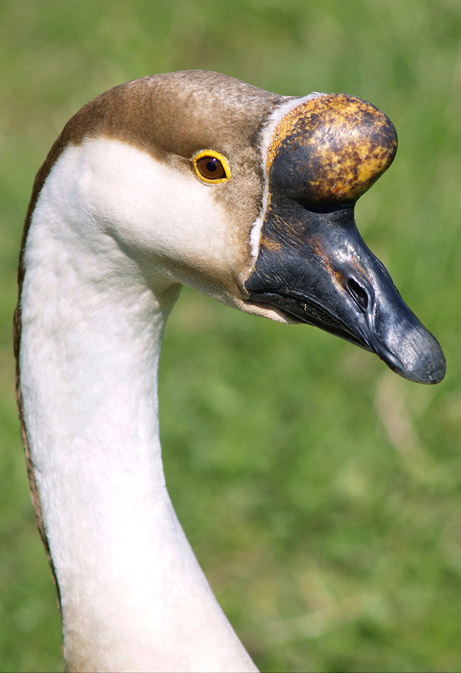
[347,278,369,310]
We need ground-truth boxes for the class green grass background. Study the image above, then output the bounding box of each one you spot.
[1,1,460,671]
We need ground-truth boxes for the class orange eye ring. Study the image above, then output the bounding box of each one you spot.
[192,150,231,184]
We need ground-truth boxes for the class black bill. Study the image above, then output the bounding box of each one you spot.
[245,94,445,384]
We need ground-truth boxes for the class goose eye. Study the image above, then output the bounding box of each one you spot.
[192,150,231,184]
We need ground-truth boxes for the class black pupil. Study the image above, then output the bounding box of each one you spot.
[206,159,217,173]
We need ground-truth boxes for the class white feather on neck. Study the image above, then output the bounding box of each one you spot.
[20,137,258,672]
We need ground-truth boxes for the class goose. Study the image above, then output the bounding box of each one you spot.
[14,70,445,673]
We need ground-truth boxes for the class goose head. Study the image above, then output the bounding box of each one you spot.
[39,70,444,384]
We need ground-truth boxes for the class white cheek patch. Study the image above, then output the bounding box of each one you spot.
[38,137,235,292]
[249,92,325,259]
[74,138,227,252]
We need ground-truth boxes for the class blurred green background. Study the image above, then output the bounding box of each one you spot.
[1,1,460,671]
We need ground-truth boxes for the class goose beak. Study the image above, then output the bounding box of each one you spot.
[246,204,445,384]
[245,94,446,384]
